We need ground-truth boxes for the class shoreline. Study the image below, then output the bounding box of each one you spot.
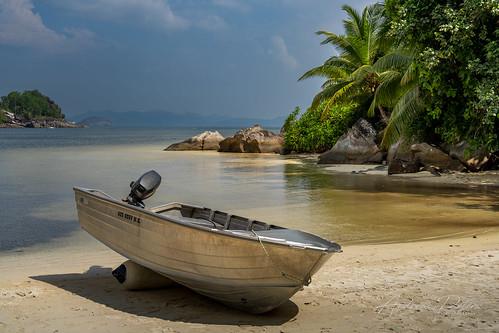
[321,163,499,190]
[0,116,82,128]
[1,230,498,332]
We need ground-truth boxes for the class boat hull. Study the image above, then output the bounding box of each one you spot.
[74,188,334,313]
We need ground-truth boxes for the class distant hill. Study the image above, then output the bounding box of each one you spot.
[72,110,286,129]
[77,116,112,128]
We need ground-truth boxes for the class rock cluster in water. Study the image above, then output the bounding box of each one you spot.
[164,131,225,151]
[164,125,284,153]
[218,125,283,154]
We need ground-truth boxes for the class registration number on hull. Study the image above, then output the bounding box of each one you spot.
[117,211,141,224]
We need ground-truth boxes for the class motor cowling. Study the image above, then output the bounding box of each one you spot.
[124,170,161,208]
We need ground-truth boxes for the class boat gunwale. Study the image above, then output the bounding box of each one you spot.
[73,187,340,253]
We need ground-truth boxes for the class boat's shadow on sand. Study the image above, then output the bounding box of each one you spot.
[31,265,299,326]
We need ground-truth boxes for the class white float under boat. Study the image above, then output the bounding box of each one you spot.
[73,171,341,313]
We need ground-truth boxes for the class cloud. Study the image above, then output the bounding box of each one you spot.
[212,0,250,12]
[0,0,94,51]
[269,35,298,69]
[196,15,228,31]
[56,0,189,31]
[0,0,62,48]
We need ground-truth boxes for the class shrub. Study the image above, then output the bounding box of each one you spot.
[284,102,356,153]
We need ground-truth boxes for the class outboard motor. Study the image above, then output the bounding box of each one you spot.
[124,170,161,208]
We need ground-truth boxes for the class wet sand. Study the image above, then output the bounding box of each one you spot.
[324,164,499,189]
[1,230,498,333]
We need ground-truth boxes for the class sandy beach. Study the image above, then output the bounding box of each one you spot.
[1,230,498,333]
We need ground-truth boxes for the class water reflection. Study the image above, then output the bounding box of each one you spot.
[281,160,499,244]
[0,130,498,251]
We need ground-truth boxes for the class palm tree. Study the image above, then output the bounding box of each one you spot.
[300,3,424,147]
[299,3,391,122]
[370,49,424,148]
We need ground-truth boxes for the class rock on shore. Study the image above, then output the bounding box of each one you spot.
[447,141,492,172]
[388,140,467,174]
[318,119,383,164]
[164,131,225,151]
[218,125,283,153]
[0,114,82,128]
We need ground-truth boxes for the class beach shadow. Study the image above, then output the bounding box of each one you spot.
[455,202,499,212]
[31,265,299,326]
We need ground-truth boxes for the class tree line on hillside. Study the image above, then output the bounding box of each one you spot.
[284,0,499,156]
[0,90,64,122]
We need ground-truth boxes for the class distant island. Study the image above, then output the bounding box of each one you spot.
[0,90,81,128]
[0,89,286,129]
[74,110,285,128]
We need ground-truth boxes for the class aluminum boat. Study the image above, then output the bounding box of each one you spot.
[73,171,341,313]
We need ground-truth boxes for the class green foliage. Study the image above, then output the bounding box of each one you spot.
[298,0,499,154]
[385,0,499,151]
[0,90,64,120]
[284,103,357,153]
[0,110,5,124]
[299,4,394,123]
[282,107,300,134]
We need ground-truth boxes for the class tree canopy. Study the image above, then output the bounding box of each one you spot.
[385,0,499,150]
[299,4,391,122]
[0,90,65,120]
[286,0,499,154]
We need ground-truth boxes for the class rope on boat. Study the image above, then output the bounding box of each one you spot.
[251,230,310,286]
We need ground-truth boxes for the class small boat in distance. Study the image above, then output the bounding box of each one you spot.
[73,171,341,313]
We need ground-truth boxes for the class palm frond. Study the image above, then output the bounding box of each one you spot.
[349,64,375,81]
[321,78,340,89]
[401,62,417,86]
[316,31,348,48]
[373,52,412,72]
[381,86,423,148]
[298,65,349,81]
[368,96,377,117]
[342,5,364,38]
[310,80,354,109]
[372,70,404,108]
[323,56,357,71]
[330,80,358,103]
[317,31,365,66]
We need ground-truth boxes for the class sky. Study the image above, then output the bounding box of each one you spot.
[0,0,372,120]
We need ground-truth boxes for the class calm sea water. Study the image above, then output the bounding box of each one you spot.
[1,128,498,252]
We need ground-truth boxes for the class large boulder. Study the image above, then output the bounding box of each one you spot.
[388,158,421,174]
[387,139,413,164]
[387,138,421,174]
[218,125,284,153]
[411,143,466,171]
[447,141,491,172]
[164,131,225,151]
[388,141,467,174]
[318,119,383,164]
